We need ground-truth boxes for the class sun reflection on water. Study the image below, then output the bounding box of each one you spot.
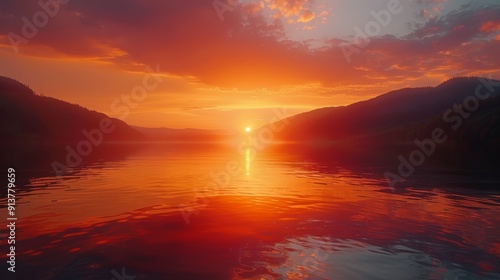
[246,148,251,176]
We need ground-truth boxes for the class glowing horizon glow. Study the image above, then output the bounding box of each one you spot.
[0,0,499,129]
[246,127,251,133]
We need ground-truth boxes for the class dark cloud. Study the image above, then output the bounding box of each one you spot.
[1,0,499,89]
[356,5,500,76]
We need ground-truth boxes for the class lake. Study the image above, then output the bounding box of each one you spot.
[1,143,500,279]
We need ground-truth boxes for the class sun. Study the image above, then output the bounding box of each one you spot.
[245,127,251,132]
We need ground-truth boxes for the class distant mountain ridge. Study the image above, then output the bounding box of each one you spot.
[131,126,229,142]
[261,77,500,167]
[2,75,499,164]
[0,76,144,145]
[267,77,500,142]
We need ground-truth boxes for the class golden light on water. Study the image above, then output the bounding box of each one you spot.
[246,148,250,176]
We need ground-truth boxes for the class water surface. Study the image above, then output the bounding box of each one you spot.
[1,144,500,279]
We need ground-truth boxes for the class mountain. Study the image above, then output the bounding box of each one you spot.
[131,126,229,142]
[264,77,500,164]
[0,76,145,145]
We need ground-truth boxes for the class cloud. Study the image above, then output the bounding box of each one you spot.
[348,4,500,80]
[265,0,310,17]
[0,1,499,91]
[416,0,449,19]
[480,20,500,33]
[297,9,315,23]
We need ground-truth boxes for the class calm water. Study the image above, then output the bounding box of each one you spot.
[1,144,500,279]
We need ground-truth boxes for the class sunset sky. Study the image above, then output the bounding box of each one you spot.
[1,0,499,129]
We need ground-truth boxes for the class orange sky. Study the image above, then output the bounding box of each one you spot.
[1,0,499,129]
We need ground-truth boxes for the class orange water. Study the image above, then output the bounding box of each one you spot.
[1,144,499,279]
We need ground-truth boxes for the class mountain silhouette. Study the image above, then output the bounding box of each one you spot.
[0,76,145,145]
[263,77,500,167]
[131,126,230,142]
[3,75,499,165]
